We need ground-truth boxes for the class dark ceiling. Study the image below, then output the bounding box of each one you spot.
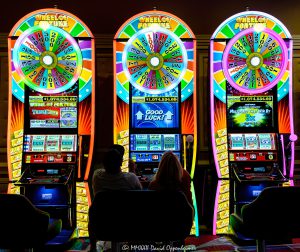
[1,0,300,35]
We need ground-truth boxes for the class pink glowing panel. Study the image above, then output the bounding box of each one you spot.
[222,27,288,94]
[13,25,83,94]
[289,134,298,142]
[280,134,287,176]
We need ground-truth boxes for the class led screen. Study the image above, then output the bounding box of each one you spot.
[227,96,273,128]
[130,151,181,163]
[28,95,77,129]
[131,95,179,129]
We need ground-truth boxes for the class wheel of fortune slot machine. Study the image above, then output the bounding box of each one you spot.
[210,10,297,235]
[113,9,199,236]
[7,8,95,241]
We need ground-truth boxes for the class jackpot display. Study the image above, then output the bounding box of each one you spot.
[7,8,95,238]
[210,11,296,235]
[131,95,180,129]
[227,96,274,129]
[114,10,198,235]
[28,94,78,129]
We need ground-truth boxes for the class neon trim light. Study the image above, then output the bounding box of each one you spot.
[222,27,288,94]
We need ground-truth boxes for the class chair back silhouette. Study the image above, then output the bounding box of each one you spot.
[89,190,193,242]
[0,193,62,250]
[230,186,300,252]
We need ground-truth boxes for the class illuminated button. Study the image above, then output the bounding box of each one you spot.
[42,55,53,66]
[250,56,261,67]
[150,57,160,67]
[246,52,264,70]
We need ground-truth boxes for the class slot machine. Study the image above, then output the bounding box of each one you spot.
[7,8,95,238]
[210,10,297,234]
[114,10,199,235]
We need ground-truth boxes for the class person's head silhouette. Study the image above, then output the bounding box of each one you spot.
[111,144,125,158]
[103,148,123,174]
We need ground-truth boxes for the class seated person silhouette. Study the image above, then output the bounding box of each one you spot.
[111,144,125,158]
[111,144,140,174]
[90,148,142,251]
[149,151,193,205]
[92,148,142,194]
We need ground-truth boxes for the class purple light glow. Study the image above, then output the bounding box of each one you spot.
[280,134,287,176]
[222,27,288,94]
[288,40,295,178]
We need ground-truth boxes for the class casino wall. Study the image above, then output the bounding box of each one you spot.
[0,0,300,227]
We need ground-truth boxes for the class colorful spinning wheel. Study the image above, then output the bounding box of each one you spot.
[122,27,187,94]
[222,27,288,94]
[13,25,83,94]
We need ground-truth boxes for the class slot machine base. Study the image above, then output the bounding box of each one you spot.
[231,163,287,216]
[15,166,76,231]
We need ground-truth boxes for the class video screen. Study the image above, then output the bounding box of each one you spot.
[29,95,77,129]
[45,135,60,152]
[230,134,244,150]
[244,134,259,150]
[258,133,274,150]
[23,134,77,152]
[227,96,273,129]
[228,133,276,150]
[130,151,181,163]
[130,134,180,152]
[131,95,179,129]
[31,135,46,152]
[60,135,77,152]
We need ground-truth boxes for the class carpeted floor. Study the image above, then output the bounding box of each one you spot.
[189,236,300,252]
[64,236,300,251]
[189,236,237,251]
